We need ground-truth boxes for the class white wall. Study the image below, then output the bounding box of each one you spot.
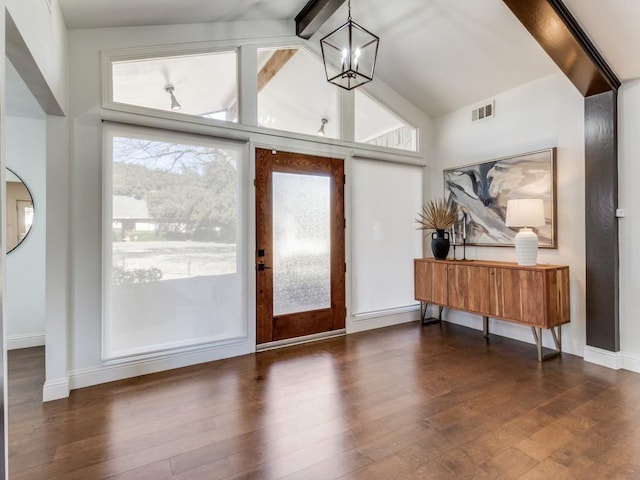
[61,21,433,397]
[5,115,46,349]
[5,59,47,350]
[431,72,586,355]
[618,79,640,371]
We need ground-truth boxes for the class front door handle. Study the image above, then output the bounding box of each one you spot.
[257,263,272,271]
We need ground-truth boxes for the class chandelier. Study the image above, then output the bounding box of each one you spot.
[320,0,379,90]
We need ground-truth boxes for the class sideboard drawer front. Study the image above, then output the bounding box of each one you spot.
[448,264,490,315]
[414,259,448,305]
[414,259,433,302]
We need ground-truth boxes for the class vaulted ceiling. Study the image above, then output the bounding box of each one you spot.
[57,0,640,118]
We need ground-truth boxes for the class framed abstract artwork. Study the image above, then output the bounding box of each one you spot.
[443,148,557,248]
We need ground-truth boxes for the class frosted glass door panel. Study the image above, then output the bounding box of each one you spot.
[272,172,331,316]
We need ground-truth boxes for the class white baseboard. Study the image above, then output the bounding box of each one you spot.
[8,333,45,350]
[441,310,640,373]
[622,352,640,373]
[441,310,586,357]
[43,377,70,402]
[562,338,584,358]
[583,345,624,370]
[445,311,640,372]
[348,305,420,333]
[68,339,254,391]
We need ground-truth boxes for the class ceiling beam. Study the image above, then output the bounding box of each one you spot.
[503,0,620,97]
[257,49,298,92]
[228,49,298,120]
[295,0,346,39]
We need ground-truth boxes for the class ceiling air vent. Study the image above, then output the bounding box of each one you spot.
[472,101,495,122]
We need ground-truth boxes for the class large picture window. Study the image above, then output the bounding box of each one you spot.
[103,124,247,359]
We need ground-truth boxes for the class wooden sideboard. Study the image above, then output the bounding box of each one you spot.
[414,258,570,361]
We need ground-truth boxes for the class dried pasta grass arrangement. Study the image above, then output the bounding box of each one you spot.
[416,198,458,232]
[417,198,458,259]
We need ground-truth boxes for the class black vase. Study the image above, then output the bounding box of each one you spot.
[431,230,450,260]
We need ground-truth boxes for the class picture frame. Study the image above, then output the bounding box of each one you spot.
[443,148,557,248]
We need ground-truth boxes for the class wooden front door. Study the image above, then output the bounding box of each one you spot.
[255,148,345,344]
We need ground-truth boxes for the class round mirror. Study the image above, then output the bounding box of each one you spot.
[6,168,34,253]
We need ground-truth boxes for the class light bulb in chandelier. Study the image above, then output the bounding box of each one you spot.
[164,85,182,111]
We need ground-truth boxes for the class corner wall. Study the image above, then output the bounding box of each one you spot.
[431,72,587,355]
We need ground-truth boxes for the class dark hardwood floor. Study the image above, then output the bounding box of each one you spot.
[8,322,640,479]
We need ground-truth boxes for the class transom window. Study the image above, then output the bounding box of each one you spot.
[355,90,417,152]
[257,47,339,139]
[105,44,418,152]
[111,50,238,122]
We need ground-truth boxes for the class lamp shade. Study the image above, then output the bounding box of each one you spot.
[505,199,545,228]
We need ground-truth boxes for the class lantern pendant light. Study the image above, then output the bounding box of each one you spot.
[320,0,379,90]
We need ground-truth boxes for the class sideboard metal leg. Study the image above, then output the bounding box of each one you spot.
[531,326,562,361]
[421,303,443,326]
[551,326,561,353]
[483,316,489,337]
[531,327,543,362]
[559,324,562,352]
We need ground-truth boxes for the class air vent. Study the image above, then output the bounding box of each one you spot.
[472,101,495,122]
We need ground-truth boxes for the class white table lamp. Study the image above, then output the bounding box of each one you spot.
[505,199,545,266]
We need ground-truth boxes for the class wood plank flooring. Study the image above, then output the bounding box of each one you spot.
[8,322,640,479]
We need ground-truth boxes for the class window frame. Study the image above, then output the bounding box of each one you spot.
[101,38,423,158]
[354,89,419,152]
[256,45,341,139]
[102,42,241,126]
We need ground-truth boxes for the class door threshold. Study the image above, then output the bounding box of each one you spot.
[256,329,346,352]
